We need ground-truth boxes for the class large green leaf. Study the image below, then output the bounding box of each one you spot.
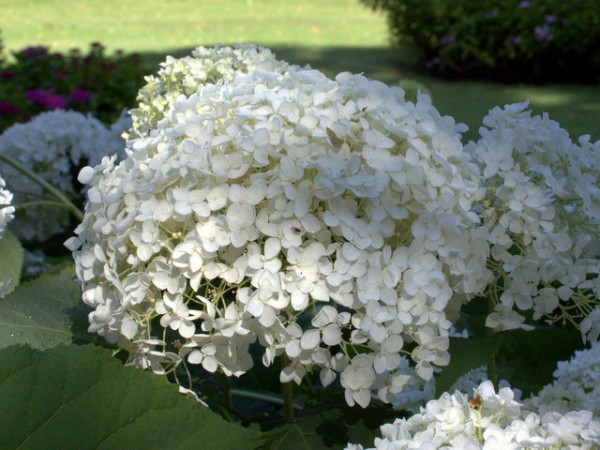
[0,262,104,349]
[0,344,262,450]
[0,228,23,296]
[262,393,400,449]
[435,335,503,397]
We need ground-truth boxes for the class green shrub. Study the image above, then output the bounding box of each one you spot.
[0,42,145,132]
[363,0,600,83]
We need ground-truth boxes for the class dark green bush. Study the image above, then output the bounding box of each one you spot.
[0,42,145,131]
[363,0,600,83]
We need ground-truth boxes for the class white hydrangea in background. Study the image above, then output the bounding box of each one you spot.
[129,43,290,138]
[69,45,493,408]
[0,109,129,241]
[525,341,600,417]
[466,102,600,337]
[0,172,14,238]
[346,380,600,449]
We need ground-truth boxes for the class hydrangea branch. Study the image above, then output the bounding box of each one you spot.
[0,152,83,221]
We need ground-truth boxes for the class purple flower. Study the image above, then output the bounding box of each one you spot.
[43,94,68,110]
[511,36,522,45]
[545,14,557,23]
[485,11,499,19]
[0,102,21,116]
[22,46,48,59]
[25,89,67,110]
[534,24,553,42]
[519,0,534,8]
[439,35,455,46]
[69,88,93,103]
[25,89,49,103]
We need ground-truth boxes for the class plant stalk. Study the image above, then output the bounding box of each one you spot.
[0,153,84,221]
[486,296,498,390]
[279,354,295,420]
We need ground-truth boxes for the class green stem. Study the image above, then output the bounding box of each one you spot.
[14,200,73,210]
[281,380,295,420]
[279,354,295,420]
[486,296,498,390]
[230,388,302,410]
[0,153,84,221]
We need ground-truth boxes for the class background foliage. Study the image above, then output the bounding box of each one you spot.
[362,0,600,83]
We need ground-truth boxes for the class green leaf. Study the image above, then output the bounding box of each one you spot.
[262,393,400,449]
[496,327,584,397]
[0,344,262,450]
[0,228,23,296]
[435,335,503,397]
[0,262,104,350]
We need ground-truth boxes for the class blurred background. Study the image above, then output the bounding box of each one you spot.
[0,0,598,141]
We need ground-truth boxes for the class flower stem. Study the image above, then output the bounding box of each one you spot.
[230,388,302,410]
[486,296,498,390]
[279,354,295,420]
[0,153,83,221]
[281,379,295,420]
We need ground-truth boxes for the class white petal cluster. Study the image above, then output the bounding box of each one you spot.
[0,173,15,298]
[0,172,14,238]
[70,45,490,407]
[526,341,600,417]
[0,110,128,241]
[466,102,600,334]
[346,380,600,449]
[129,43,290,138]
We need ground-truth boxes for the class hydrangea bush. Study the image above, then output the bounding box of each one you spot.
[65,45,600,416]
[69,46,496,408]
[0,109,129,241]
[346,380,600,449]
[349,342,600,448]
[2,43,598,448]
[466,102,600,336]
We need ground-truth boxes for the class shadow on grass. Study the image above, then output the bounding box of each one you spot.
[136,44,600,141]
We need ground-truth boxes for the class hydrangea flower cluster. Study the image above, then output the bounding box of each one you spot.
[0,172,14,238]
[69,46,492,407]
[526,341,600,417]
[0,109,130,241]
[129,44,289,138]
[346,380,600,449]
[466,102,600,335]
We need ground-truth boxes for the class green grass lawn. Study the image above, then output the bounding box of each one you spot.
[1,0,598,140]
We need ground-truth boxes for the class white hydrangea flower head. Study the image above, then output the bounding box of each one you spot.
[466,102,600,334]
[71,46,491,408]
[346,380,600,449]
[129,43,291,138]
[0,172,14,238]
[526,341,600,417]
[0,110,127,241]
